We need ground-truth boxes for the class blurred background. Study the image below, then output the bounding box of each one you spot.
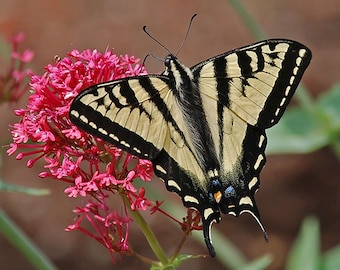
[0,0,339,269]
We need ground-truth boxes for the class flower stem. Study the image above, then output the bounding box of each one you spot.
[121,193,169,266]
[0,209,57,270]
[228,0,266,40]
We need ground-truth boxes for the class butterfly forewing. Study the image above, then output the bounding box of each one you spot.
[194,39,312,129]
[70,76,207,184]
[70,77,168,159]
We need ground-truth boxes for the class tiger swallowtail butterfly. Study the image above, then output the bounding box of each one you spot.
[69,24,311,256]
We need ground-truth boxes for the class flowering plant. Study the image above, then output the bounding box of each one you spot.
[0,32,33,103]
[7,48,202,267]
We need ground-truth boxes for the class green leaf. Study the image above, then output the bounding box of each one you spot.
[267,107,328,154]
[316,83,340,127]
[191,219,249,269]
[315,83,340,158]
[322,245,340,270]
[286,216,320,270]
[171,254,201,268]
[239,254,273,270]
[150,254,200,270]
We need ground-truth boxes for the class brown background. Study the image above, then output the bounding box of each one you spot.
[1,0,339,269]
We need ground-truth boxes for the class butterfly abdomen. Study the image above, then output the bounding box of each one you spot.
[164,55,220,175]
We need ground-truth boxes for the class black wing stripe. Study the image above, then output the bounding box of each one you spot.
[257,44,311,127]
[70,101,160,158]
[137,77,196,153]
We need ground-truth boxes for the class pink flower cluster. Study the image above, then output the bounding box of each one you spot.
[7,48,155,256]
[0,32,34,103]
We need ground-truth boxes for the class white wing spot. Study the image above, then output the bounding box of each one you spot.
[184,195,199,204]
[259,135,266,148]
[239,196,253,206]
[133,147,141,154]
[109,133,119,141]
[248,177,258,190]
[168,180,181,191]
[121,141,130,148]
[254,154,264,170]
[156,164,167,174]
[285,86,291,96]
[275,107,281,116]
[280,97,287,107]
[299,49,307,58]
[89,122,97,129]
[289,76,295,85]
[203,208,214,220]
[70,110,79,118]
[293,66,299,75]
[98,128,108,135]
[80,115,89,124]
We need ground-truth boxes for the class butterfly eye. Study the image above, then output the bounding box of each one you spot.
[164,55,173,67]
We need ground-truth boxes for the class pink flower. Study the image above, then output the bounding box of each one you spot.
[0,32,34,103]
[7,48,157,259]
[7,47,202,262]
[65,193,132,260]
[130,187,151,211]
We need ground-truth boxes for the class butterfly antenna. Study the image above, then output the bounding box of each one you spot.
[143,25,172,55]
[142,53,164,66]
[142,54,150,66]
[175,14,197,57]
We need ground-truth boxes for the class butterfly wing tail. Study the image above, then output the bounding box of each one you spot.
[202,212,220,257]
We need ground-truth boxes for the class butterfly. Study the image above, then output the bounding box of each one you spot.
[69,38,311,257]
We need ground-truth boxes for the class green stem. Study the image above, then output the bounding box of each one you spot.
[0,180,50,195]
[0,209,57,270]
[228,0,267,40]
[121,194,169,266]
[171,233,188,259]
[331,142,340,160]
[329,135,340,161]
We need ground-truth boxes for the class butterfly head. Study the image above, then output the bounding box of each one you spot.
[164,55,174,67]
[163,54,180,75]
